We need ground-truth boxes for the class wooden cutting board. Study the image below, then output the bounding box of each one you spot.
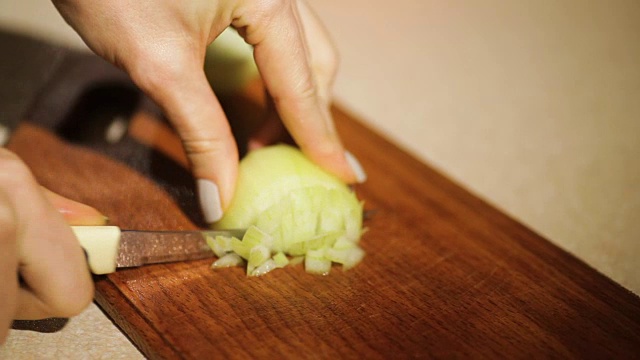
[7,53,640,359]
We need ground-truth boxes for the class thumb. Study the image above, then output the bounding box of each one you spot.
[42,188,108,226]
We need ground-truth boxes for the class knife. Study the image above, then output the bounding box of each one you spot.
[71,226,246,274]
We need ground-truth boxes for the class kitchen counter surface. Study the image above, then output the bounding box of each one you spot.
[1,0,638,358]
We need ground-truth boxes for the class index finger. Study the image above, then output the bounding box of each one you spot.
[235,0,360,183]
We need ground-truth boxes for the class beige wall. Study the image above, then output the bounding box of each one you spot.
[306,0,640,295]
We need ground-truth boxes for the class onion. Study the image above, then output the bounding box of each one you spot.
[204,27,258,94]
[209,145,365,276]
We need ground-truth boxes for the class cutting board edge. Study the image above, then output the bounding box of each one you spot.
[94,278,182,360]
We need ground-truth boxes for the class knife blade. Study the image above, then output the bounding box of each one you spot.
[71,226,245,274]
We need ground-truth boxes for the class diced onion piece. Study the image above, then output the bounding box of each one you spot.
[287,242,306,257]
[304,248,331,275]
[305,256,332,276]
[251,259,278,277]
[212,253,244,268]
[206,235,233,258]
[242,226,273,249]
[306,248,326,258]
[304,233,340,252]
[247,245,270,275]
[205,236,218,256]
[327,246,365,270]
[288,256,305,266]
[333,236,357,250]
[230,236,250,259]
[273,252,289,268]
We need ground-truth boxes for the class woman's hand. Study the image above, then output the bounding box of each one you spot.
[0,149,105,344]
[51,0,366,223]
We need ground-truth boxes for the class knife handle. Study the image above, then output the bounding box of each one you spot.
[71,226,122,275]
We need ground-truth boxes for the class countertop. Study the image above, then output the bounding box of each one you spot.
[1,0,638,358]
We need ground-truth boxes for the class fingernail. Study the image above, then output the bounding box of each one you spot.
[197,179,223,223]
[345,151,367,183]
[0,124,10,146]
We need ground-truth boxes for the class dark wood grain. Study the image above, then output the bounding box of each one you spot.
[7,58,640,359]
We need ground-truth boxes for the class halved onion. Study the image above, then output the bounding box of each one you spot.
[208,145,365,276]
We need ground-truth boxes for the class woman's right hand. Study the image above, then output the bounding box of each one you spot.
[52,0,366,224]
[0,148,105,344]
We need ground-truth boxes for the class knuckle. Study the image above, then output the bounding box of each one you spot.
[126,51,187,95]
[129,60,180,94]
[317,48,339,80]
[0,191,17,237]
[0,147,21,162]
[0,150,34,187]
[49,280,95,318]
[258,0,290,17]
[273,80,318,109]
[182,137,226,157]
[298,80,318,100]
[244,0,291,33]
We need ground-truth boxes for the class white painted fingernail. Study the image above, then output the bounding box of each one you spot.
[197,179,223,223]
[0,124,10,146]
[345,151,367,183]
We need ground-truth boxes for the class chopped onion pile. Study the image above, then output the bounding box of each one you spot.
[208,145,365,276]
